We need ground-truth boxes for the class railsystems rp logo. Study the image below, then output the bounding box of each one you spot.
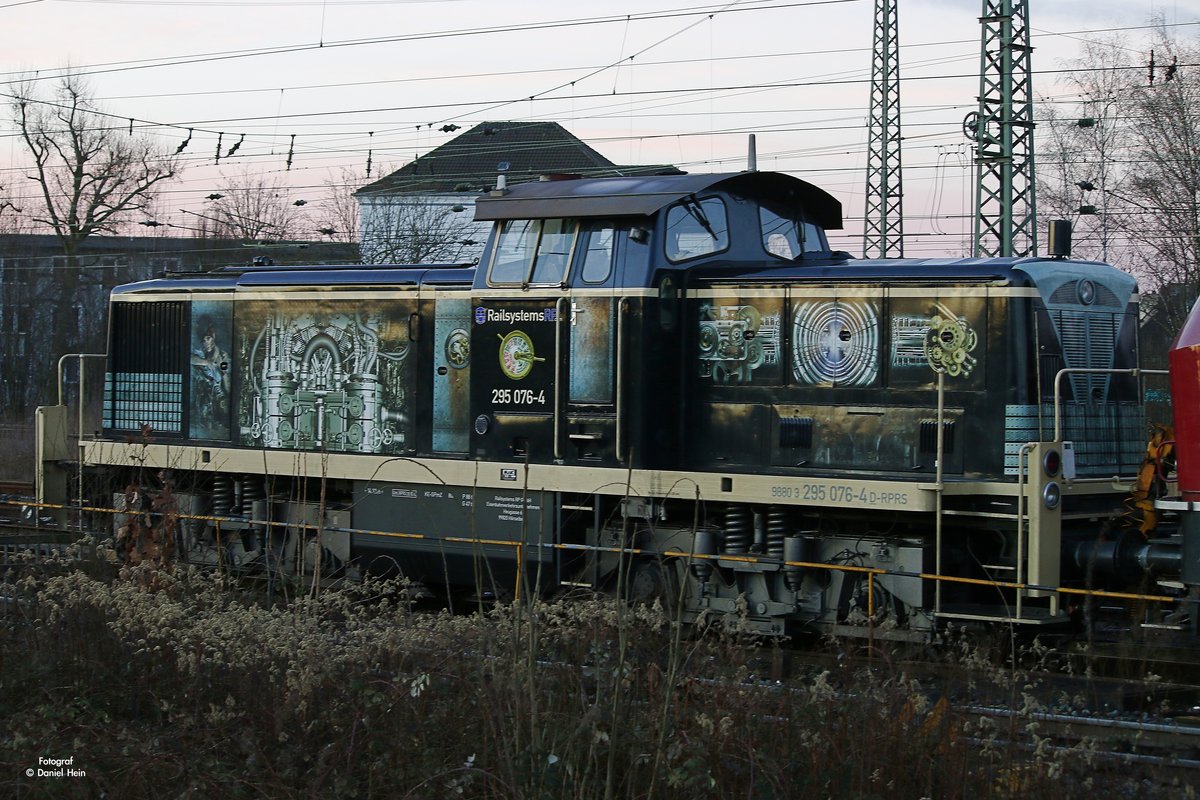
[474,307,487,325]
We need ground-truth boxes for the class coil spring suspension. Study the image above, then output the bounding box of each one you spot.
[242,477,265,517]
[211,475,234,516]
[723,505,752,554]
[765,506,789,559]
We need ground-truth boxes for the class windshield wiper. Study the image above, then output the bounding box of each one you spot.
[683,196,718,240]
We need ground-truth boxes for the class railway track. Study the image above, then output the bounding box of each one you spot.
[728,647,1200,776]
[0,481,79,566]
[964,704,1200,768]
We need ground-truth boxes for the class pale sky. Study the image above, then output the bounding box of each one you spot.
[3,0,1199,255]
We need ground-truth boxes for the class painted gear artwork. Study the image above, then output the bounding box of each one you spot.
[791,300,880,386]
[697,303,779,383]
[445,328,470,369]
[243,309,410,453]
[924,302,978,377]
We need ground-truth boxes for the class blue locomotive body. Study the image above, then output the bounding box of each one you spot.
[71,170,1169,637]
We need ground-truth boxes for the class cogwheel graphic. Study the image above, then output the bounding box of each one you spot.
[923,302,979,377]
[736,304,762,333]
[746,338,765,369]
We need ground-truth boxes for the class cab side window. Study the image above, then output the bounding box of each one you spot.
[579,226,616,283]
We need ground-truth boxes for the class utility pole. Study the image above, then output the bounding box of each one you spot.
[967,0,1037,257]
[863,0,904,257]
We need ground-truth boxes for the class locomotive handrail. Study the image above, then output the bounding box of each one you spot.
[615,297,629,463]
[1015,442,1035,620]
[57,353,106,534]
[934,372,946,614]
[1052,367,1168,444]
[553,296,569,461]
[57,353,107,411]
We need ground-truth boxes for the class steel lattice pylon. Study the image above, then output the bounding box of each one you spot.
[863,0,904,258]
[969,0,1037,257]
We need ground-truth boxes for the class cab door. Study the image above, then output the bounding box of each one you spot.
[471,219,570,463]
[561,223,622,464]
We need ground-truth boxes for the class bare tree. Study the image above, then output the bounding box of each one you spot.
[203,169,305,241]
[1118,31,1200,336]
[313,167,363,245]
[12,74,179,266]
[360,196,483,264]
[1039,23,1200,341]
[1037,35,1136,263]
[10,73,179,405]
[0,184,27,234]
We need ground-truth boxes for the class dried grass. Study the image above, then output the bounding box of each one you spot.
[0,557,1186,799]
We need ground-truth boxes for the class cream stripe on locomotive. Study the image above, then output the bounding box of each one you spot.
[112,291,236,303]
[688,285,1041,300]
[471,287,657,299]
[80,439,939,513]
[234,289,421,302]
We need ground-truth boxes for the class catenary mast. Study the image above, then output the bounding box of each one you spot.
[863,0,904,257]
[968,0,1037,257]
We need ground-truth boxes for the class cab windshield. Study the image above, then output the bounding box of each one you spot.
[489,218,578,285]
[759,203,827,259]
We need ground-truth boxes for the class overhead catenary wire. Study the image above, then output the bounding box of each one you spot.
[0,0,861,85]
[2,1,1198,260]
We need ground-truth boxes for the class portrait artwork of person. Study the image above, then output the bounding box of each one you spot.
[190,322,231,437]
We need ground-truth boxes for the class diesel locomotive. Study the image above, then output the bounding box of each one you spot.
[36,169,1198,638]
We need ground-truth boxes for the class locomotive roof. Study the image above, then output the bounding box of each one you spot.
[234,265,474,287]
[473,170,842,230]
[689,255,1125,287]
[110,265,475,295]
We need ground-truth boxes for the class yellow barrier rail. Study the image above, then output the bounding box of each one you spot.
[2,498,1188,618]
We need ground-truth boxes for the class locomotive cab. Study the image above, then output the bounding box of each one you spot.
[467,171,844,471]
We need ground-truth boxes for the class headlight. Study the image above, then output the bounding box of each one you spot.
[1077,279,1096,305]
[1043,481,1061,510]
[1042,448,1061,477]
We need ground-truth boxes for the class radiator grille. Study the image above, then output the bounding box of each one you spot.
[1047,309,1123,403]
[1005,403,1144,477]
[779,416,814,449]
[103,301,187,434]
[918,420,955,454]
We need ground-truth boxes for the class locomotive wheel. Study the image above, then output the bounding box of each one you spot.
[627,560,680,614]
